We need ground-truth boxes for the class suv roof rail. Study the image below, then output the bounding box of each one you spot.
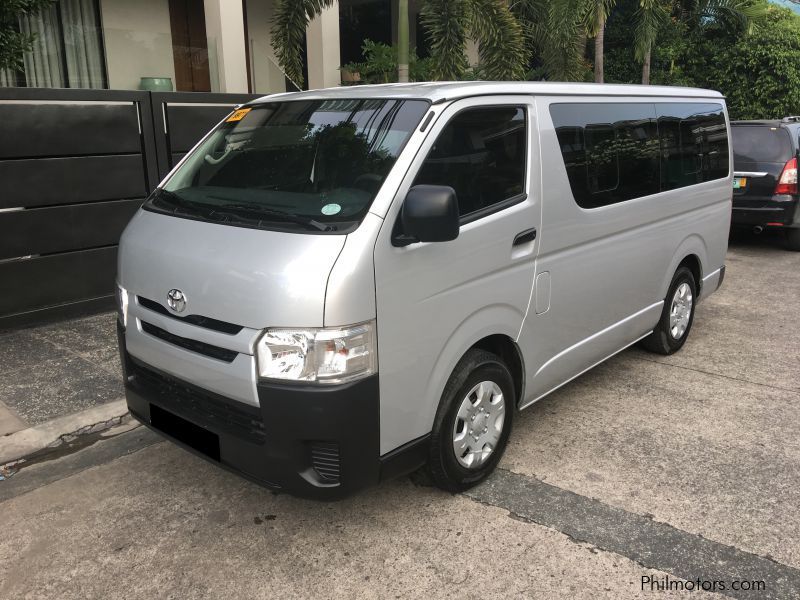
[781,116,800,122]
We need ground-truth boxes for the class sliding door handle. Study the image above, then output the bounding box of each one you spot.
[513,228,537,246]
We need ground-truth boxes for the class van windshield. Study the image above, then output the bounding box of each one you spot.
[148,99,429,232]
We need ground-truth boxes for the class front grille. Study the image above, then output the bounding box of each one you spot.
[130,358,266,444]
[310,442,341,483]
[141,321,238,363]
[137,296,244,335]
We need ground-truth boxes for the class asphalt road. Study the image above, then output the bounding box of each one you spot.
[1,233,799,599]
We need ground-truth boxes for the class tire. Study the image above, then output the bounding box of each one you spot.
[427,349,515,493]
[786,228,800,252]
[641,266,697,355]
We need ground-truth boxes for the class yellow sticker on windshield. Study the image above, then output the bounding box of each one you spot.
[226,108,251,122]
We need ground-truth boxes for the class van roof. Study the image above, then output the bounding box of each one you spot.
[250,81,724,105]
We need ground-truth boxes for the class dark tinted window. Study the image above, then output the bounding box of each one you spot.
[551,102,728,208]
[551,103,659,208]
[658,104,729,190]
[732,125,793,164]
[414,106,526,217]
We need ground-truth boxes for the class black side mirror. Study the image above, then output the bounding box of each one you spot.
[393,185,459,247]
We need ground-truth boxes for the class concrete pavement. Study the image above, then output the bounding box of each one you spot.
[0,233,798,599]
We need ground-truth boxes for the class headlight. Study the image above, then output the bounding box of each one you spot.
[256,321,376,384]
[116,284,129,328]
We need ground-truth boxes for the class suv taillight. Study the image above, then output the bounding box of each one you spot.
[775,156,798,195]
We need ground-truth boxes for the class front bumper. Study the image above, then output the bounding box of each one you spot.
[118,322,392,500]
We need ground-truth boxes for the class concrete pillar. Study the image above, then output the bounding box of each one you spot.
[466,39,480,68]
[203,0,249,93]
[306,2,341,90]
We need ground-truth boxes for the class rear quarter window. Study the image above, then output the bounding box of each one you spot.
[550,102,728,209]
[732,126,793,164]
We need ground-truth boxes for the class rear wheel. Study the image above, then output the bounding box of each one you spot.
[786,228,800,251]
[641,266,697,355]
[428,349,514,493]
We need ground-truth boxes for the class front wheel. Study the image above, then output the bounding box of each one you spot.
[428,349,515,493]
[641,266,697,355]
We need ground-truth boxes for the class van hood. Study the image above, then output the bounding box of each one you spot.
[118,209,345,329]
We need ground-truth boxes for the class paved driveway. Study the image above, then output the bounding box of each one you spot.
[1,235,798,599]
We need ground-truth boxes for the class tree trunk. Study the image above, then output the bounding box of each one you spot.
[594,8,604,84]
[397,0,409,82]
[641,46,651,85]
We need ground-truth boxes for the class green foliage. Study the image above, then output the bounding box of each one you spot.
[513,0,596,81]
[270,0,336,88]
[606,1,800,119]
[271,0,800,121]
[420,0,527,80]
[467,0,527,80]
[341,40,433,84]
[420,0,469,79]
[686,5,800,118]
[0,0,55,72]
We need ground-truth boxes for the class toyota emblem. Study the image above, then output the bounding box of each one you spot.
[167,289,187,313]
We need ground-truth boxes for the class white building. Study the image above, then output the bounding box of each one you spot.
[1,0,429,93]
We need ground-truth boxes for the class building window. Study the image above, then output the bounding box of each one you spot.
[1,0,107,89]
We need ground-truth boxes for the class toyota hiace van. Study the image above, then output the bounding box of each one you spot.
[117,82,730,498]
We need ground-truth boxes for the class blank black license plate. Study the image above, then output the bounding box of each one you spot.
[150,404,220,461]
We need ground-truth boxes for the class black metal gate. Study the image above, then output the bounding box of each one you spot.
[0,88,258,330]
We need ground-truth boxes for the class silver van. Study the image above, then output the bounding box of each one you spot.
[116,82,730,499]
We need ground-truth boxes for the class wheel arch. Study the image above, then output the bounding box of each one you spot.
[471,334,525,409]
[420,305,525,439]
[660,235,708,300]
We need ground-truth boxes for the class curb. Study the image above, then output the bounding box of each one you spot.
[0,400,129,465]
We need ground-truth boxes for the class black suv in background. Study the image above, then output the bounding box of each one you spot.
[731,117,800,250]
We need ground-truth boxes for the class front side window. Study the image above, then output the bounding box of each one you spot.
[413,106,526,217]
[148,99,429,232]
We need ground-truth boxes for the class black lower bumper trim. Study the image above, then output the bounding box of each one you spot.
[119,321,384,499]
[731,197,799,227]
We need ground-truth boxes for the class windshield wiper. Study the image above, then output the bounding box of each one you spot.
[149,189,214,219]
[207,200,336,232]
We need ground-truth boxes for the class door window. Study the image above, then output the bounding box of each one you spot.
[413,106,527,218]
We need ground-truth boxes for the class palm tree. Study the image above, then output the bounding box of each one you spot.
[418,0,470,80]
[270,0,334,89]
[512,0,593,82]
[584,0,617,83]
[271,0,527,87]
[418,0,528,80]
[635,0,765,85]
[634,0,670,85]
